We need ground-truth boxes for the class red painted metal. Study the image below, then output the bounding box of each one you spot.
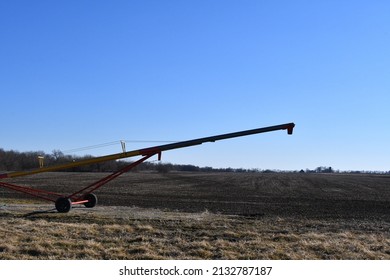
[69,153,155,203]
[71,200,89,205]
[0,181,61,202]
[0,123,295,212]
[0,153,156,206]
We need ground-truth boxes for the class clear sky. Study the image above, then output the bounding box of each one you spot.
[1,0,389,171]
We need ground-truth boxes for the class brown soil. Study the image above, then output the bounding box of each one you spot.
[2,172,390,219]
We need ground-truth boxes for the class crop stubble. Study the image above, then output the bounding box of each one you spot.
[1,172,389,259]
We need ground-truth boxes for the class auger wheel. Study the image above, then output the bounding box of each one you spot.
[83,193,98,208]
[55,197,72,213]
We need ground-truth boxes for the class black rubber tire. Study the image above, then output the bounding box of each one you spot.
[83,193,98,208]
[55,197,72,213]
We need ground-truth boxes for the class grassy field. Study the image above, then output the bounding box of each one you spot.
[1,172,390,259]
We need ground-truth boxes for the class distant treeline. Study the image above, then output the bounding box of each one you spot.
[0,148,257,173]
[0,148,389,174]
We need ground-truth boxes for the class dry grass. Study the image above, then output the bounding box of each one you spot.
[1,172,390,259]
[1,204,389,260]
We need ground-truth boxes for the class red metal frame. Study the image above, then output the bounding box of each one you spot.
[68,153,155,203]
[0,153,157,206]
[0,123,295,212]
[0,181,61,202]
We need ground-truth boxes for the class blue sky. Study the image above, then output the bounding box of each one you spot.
[1,0,389,171]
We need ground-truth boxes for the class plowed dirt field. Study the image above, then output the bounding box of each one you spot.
[1,172,389,259]
[2,172,390,218]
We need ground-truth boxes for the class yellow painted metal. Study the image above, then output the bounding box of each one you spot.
[5,149,144,178]
[38,156,44,168]
[1,122,294,179]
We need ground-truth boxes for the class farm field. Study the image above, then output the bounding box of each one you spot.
[1,172,390,259]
